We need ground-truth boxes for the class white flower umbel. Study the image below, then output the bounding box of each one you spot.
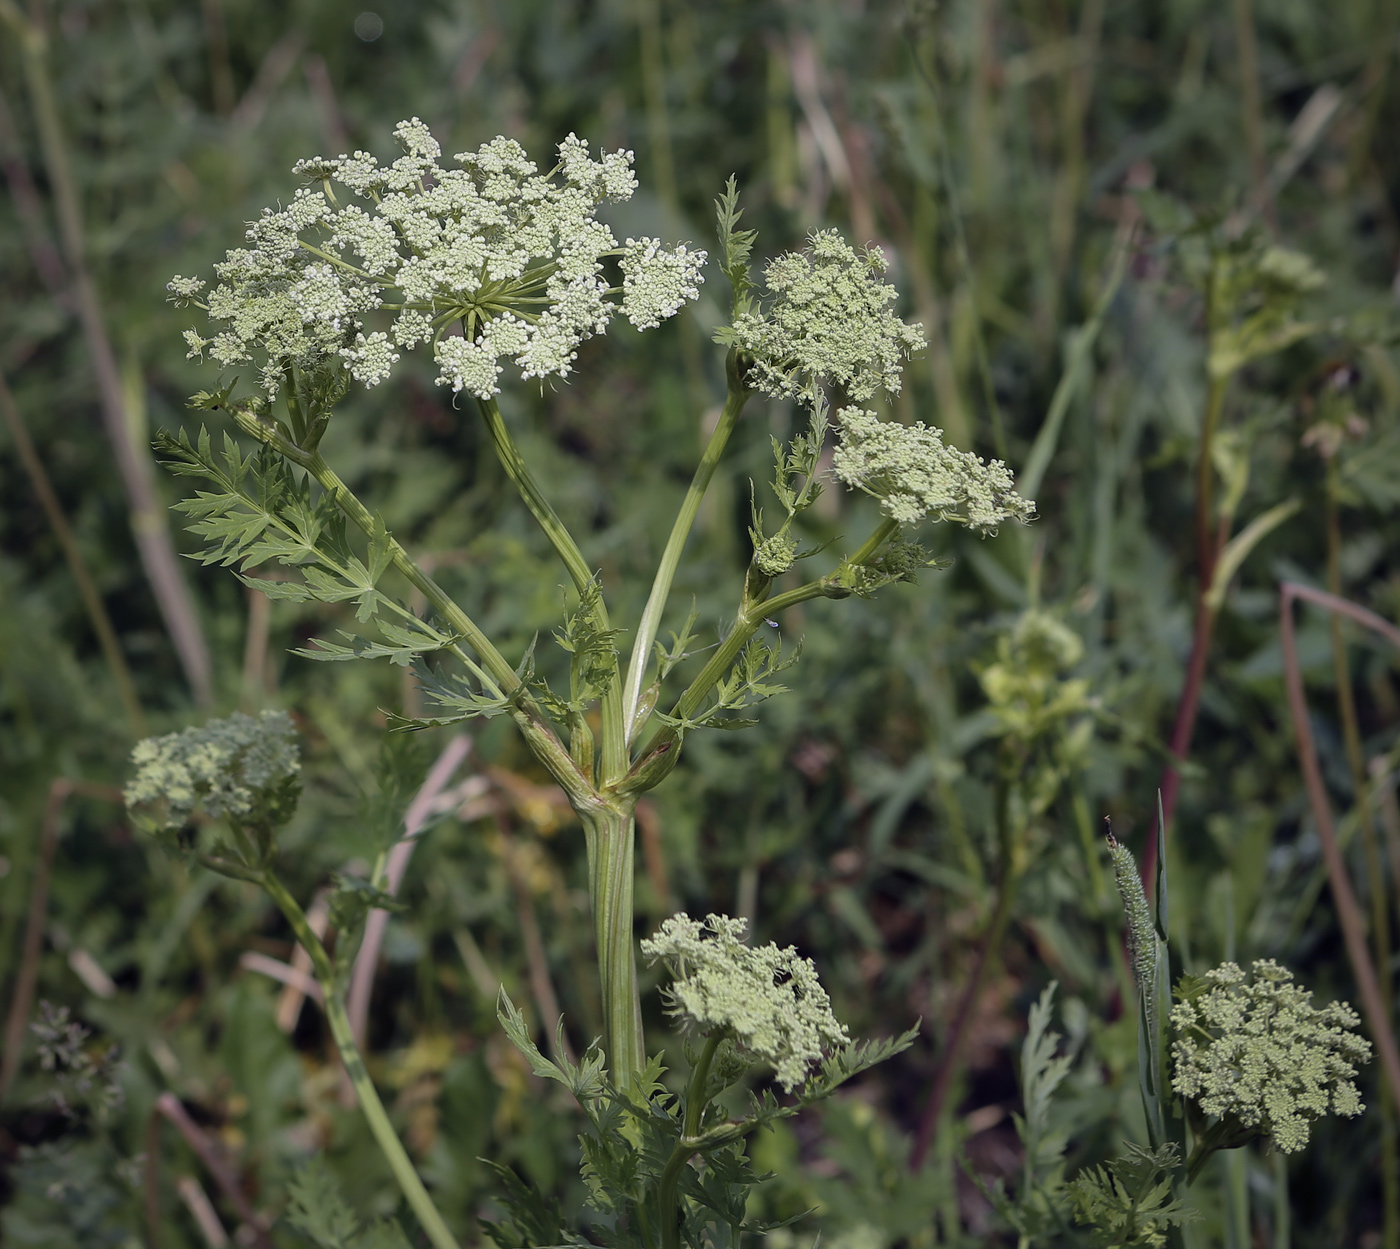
[832,407,1034,532]
[125,710,301,833]
[1171,959,1371,1153]
[170,119,706,401]
[731,230,924,408]
[641,913,850,1092]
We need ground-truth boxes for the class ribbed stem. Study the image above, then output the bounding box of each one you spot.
[582,802,643,1084]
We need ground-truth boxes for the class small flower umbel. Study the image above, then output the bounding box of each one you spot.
[170,119,705,406]
[641,912,849,1092]
[125,710,300,875]
[728,230,924,410]
[1171,959,1371,1176]
[832,406,1034,532]
[124,711,459,1249]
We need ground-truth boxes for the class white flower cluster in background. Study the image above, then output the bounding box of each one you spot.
[641,912,850,1091]
[832,407,1034,531]
[169,120,706,401]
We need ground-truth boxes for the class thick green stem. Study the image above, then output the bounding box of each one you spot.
[657,1032,723,1249]
[581,802,644,1085]
[260,871,460,1249]
[1222,1146,1250,1249]
[621,365,752,746]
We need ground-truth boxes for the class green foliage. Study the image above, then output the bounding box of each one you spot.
[750,402,831,577]
[1065,1144,1192,1249]
[713,177,758,322]
[1,1140,138,1249]
[286,1156,414,1249]
[494,982,914,1249]
[991,984,1193,1248]
[157,427,453,663]
[551,578,624,710]
[656,633,804,734]
[1017,984,1075,1179]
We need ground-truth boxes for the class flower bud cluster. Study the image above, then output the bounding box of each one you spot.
[171,120,705,401]
[641,913,849,1091]
[831,407,1033,531]
[124,710,301,833]
[1170,959,1371,1153]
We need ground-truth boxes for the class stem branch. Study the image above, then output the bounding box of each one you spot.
[475,396,628,784]
[658,1033,723,1249]
[621,363,751,744]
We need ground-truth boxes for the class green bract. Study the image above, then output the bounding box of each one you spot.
[171,119,705,401]
[730,230,924,408]
[832,406,1034,531]
[1170,959,1371,1153]
[641,913,850,1091]
[124,710,301,833]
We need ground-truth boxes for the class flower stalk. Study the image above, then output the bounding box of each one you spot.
[621,351,752,746]
[259,870,461,1249]
[657,1031,722,1249]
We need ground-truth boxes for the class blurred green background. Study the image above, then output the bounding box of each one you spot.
[2,0,1400,1244]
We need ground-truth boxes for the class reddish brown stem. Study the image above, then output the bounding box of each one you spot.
[1145,554,1228,885]
[1149,597,1218,881]
[909,862,1020,1171]
[1279,582,1400,1119]
[1147,377,1229,885]
[144,1105,163,1249]
[153,1092,273,1248]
